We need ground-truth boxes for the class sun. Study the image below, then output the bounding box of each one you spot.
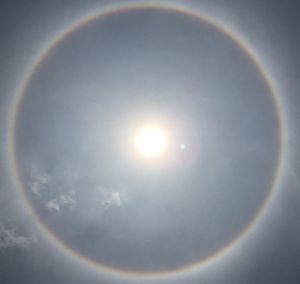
[135,126,167,158]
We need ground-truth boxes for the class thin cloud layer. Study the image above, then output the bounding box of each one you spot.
[0,224,37,249]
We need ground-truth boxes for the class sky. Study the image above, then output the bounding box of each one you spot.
[0,1,299,284]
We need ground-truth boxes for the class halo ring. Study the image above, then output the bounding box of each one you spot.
[8,2,285,280]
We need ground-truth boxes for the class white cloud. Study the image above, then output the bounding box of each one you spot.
[46,190,77,212]
[46,199,60,212]
[28,164,78,212]
[112,191,121,206]
[0,224,37,249]
[102,191,122,209]
[29,165,50,195]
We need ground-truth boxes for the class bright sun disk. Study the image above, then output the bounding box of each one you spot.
[135,127,167,158]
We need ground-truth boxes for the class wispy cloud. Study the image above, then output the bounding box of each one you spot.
[29,164,50,195]
[29,164,78,212]
[46,199,60,212]
[0,224,37,249]
[28,164,127,215]
[102,191,122,210]
[46,190,77,212]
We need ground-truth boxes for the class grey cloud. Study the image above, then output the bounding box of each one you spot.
[0,224,37,249]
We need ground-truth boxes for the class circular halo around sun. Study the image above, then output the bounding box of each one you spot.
[8,2,285,281]
[135,126,167,158]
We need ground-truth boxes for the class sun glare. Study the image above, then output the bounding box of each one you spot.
[135,127,167,158]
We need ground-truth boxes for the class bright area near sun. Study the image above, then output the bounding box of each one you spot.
[135,126,167,158]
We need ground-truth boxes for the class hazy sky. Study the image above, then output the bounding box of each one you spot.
[0,1,299,284]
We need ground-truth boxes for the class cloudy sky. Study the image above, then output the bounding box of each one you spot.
[0,1,299,284]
